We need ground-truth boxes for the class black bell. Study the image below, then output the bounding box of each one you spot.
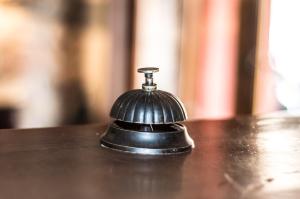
[100,67,194,155]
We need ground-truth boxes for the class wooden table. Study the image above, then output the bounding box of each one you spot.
[1,117,300,199]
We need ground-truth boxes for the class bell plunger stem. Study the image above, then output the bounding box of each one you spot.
[137,67,159,91]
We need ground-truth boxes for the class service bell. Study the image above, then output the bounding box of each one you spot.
[100,67,194,155]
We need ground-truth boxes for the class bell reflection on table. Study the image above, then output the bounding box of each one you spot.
[99,153,187,199]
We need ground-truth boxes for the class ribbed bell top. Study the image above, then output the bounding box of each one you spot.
[110,89,187,124]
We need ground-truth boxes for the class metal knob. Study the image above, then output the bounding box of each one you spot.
[138,67,159,91]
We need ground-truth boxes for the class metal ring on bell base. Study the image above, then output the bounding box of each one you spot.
[100,121,194,155]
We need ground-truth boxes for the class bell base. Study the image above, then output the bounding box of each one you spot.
[100,121,194,155]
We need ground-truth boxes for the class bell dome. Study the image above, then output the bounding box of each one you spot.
[110,89,187,124]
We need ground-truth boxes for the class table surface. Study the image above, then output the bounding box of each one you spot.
[1,117,300,199]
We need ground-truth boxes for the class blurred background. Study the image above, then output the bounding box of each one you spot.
[0,0,298,128]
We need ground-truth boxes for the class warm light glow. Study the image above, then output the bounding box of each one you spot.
[0,4,61,127]
[133,0,180,94]
[195,0,239,118]
[270,0,300,113]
